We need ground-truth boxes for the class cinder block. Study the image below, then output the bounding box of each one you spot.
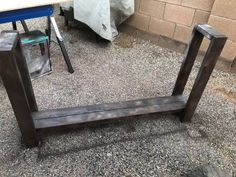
[221,40,236,62]
[212,0,236,20]
[140,0,165,19]
[174,25,193,43]
[192,10,210,26]
[126,13,150,31]
[200,38,210,52]
[231,59,236,73]
[200,39,236,62]
[164,4,195,26]
[208,15,236,42]
[149,18,176,38]
[135,0,140,12]
[158,0,181,5]
[182,0,215,11]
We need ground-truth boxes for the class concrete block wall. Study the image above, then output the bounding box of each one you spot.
[126,0,236,67]
[205,0,236,63]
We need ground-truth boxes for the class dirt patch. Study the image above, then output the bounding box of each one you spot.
[114,33,134,48]
[186,83,236,105]
[213,87,236,104]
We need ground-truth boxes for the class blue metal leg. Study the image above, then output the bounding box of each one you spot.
[20,20,29,32]
[12,22,17,30]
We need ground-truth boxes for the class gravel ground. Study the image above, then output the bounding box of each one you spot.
[0,12,236,177]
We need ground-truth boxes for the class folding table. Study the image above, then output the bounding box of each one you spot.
[0,3,74,73]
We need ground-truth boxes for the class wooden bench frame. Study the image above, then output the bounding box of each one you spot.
[0,24,227,147]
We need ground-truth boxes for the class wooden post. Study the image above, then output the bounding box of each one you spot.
[173,25,227,122]
[15,39,38,112]
[181,37,226,122]
[0,31,38,147]
[172,27,204,95]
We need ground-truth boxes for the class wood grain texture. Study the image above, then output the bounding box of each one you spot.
[15,39,38,112]
[33,95,187,129]
[0,31,38,147]
[172,26,204,96]
[0,24,227,147]
[181,37,227,122]
[173,24,227,122]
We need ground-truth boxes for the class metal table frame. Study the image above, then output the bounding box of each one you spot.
[0,24,227,147]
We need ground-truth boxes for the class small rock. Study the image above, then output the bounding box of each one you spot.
[107,152,112,157]
[187,127,202,139]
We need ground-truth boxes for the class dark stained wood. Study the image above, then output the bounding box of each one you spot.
[181,36,227,122]
[33,95,186,129]
[0,25,227,147]
[172,26,204,96]
[0,31,39,147]
[15,39,38,112]
[195,24,227,40]
[172,24,227,122]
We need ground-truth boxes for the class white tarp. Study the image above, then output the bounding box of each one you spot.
[61,0,134,41]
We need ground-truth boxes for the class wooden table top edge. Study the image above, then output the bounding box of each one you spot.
[0,0,73,12]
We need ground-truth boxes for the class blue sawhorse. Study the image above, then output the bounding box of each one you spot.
[0,5,74,73]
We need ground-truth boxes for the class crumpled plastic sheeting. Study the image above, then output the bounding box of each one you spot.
[61,0,134,41]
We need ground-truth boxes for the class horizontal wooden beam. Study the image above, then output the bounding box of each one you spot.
[32,95,186,129]
[195,24,227,40]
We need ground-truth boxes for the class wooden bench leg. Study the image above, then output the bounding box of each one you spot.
[0,31,39,147]
[181,37,227,122]
[172,29,204,96]
[15,39,38,112]
[173,25,227,122]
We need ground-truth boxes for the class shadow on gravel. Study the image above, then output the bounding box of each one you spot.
[37,116,187,161]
